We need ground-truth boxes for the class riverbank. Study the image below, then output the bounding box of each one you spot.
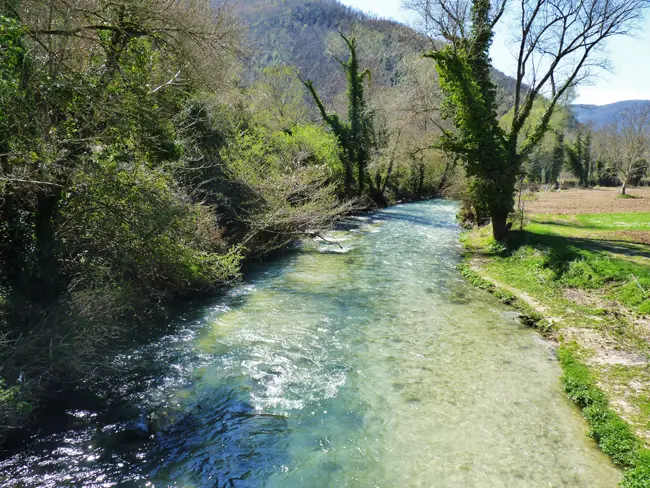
[460,189,650,487]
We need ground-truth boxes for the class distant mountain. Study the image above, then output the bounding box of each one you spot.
[571,100,650,129]
[234,0,517,112]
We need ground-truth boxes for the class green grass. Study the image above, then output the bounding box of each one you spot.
[558,345,650,488]
[532,212,650,231]
[457,262,547,329]
[575,213,650,231]
[480,214,650,314]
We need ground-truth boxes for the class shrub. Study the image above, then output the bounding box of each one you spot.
[220,124,352,254]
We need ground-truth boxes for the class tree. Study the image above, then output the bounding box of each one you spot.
[599,105,650,194]
[405,0,649,239]
[549,131,565,186]
[0,0,243,308]
[249,65,309,131]
[566,131,593,187]
[300,30,373,197]
[0,0,244,430]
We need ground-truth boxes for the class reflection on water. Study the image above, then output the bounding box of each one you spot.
[0,201,620,487]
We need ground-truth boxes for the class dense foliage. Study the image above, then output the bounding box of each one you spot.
[0,0,457,439]
[0,0,342,438]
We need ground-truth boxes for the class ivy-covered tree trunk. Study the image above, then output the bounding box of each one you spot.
[301,31,372,198]
[428,0,511,240]
[414,0,642,240]
[342,33,371,195]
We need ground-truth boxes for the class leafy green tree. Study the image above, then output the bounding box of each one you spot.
[0,1,244,437]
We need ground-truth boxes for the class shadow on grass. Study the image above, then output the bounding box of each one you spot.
[503,229,650,262]
[496,230,650,281]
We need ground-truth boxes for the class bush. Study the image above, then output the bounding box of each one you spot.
[62,152,242,298]
[220,124,352,254]
[623,463,650,488]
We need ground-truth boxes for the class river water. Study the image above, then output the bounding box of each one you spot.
[0,201,620,487]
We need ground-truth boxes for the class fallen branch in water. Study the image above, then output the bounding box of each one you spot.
[306,231,343,249]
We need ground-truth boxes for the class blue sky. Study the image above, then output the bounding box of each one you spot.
[339,0,650,105]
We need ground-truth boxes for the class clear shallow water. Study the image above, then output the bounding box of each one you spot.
[0,201,620,487]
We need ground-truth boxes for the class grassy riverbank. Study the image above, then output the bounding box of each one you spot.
[461,188,650,487]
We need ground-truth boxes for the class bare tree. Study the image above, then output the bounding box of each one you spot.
[10,0,243,90]
[404,0,649,238]
[599,105,650,194]
[249,65,309,131]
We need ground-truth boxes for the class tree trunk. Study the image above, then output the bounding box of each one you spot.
[32,189,61,306]
[368,172,387,207]
[344,159,354,196]
[0,152,26,320]
[437,158,457,195]
[357,157,365,195]
[417,164,425,198]
[621,180,627,195]
[491,209,509,241]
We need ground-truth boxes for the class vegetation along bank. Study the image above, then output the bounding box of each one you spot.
[0,0,460,443]
[461,188,650,487]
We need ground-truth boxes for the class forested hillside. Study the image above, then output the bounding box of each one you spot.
[236,0,420,98]
[235,0,518,112]
[571,100,650,129]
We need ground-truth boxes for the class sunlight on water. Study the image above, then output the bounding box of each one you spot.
[0,201,620,487]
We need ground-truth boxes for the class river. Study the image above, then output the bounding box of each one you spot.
[0,200,620,487]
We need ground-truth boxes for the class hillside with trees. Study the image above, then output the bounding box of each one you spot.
[235,0,519,112]
[572,100,650,129]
